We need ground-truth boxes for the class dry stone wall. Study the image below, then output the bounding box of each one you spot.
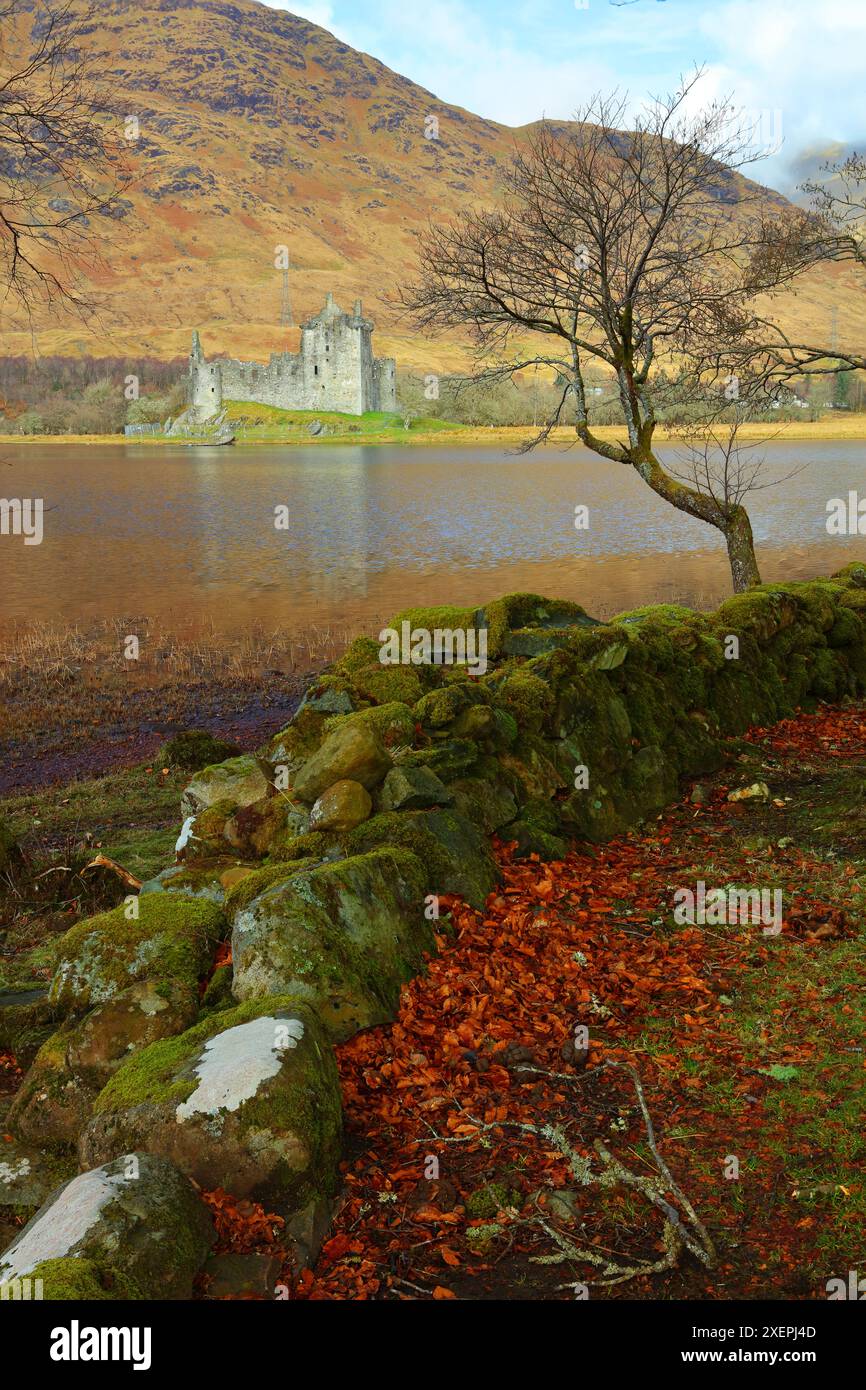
[6,566,866,1296]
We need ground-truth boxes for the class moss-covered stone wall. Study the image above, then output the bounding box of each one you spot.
[9,566,866,1296]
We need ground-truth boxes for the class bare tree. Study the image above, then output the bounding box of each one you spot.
[0,0,131,327]
[402,75,797,592]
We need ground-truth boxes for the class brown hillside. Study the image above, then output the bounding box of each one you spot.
[3,0,860,374]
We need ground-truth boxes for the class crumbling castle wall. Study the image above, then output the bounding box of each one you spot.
[188,295,397,420]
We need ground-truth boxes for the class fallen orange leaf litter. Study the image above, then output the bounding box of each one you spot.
[200,706,866,1300]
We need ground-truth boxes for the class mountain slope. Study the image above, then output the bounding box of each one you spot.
[4,0,858,372]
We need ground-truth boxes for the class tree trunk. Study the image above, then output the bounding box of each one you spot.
[630,451,762,595]
[723,505,762,592]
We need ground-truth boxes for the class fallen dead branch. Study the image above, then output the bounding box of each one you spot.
[425,1059,716,1294]
[82,853,143,892]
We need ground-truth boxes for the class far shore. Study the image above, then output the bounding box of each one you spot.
[3,415,866,448]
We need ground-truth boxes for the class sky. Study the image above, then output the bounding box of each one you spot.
[261,0,865,196]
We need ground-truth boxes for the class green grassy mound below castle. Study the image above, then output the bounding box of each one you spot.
[223,401,462,442]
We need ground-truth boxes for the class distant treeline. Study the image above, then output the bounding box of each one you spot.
[0,355,187,435]
[397,367,866,427]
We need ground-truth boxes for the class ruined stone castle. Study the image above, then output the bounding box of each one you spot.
[188,293,397,421]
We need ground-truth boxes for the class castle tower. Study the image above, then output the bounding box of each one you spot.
[299,294,374,414]
[189,331,222,422]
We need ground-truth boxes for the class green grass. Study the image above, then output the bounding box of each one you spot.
[1,763,184,883]
[223,400,463,442]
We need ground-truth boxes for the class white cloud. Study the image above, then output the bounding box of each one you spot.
[695,1,866,189]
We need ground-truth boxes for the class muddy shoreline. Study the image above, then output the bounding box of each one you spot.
[0,678,309,796]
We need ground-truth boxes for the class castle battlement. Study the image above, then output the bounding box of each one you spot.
[188,294,397,421]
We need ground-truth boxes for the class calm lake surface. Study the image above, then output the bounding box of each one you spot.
[2,440,866,634]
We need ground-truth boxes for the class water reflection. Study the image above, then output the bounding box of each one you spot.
[1,440,865,633]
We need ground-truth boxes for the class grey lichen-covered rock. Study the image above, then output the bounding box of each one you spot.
[380,765,453,812]
[0,1152,213,1300]
[292,721,391,802]
[181,755,269,818]
[308,779,372,831]
[230,849,434,1039]
[48,895,225,1018]
[79,998,342,1216]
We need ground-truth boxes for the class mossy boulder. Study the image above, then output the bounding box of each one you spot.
[0,985,53,1067]
[0,1139,75,1216]
[262,714,328,781]
[388,602,486,657]
[309,779,372,831]
[223,793,292,857]
[80,998,342,1216]
[188,799,236,855]
[20,1256,146,1300]
[0,1153,213,1300]
[397,738,481,781]
[139,859,239,904]
[181,755,269,819]
[8,979,199,1149]
[390,594,595,666]
[380,765,453,812]
[158,729,241,772]
[295,675,358,717]
[560,781,631,842]
[63,979,200,1088]
[230,849,433,1039]
[48,895,225,1018]
[5,1030,98,1150]
[200,963,234,1013]
[621,743,679,815]
[224,859,314,916]
[271,830,334,863]
[413,683,490,732]
[350,662,425,706]
[448,772,519,834]
[504,799,569,861]
[492,669,555,734]
[345,808,498,909]
[324,701,417,749]
[499,735,565,801]
[292,720,392,803]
